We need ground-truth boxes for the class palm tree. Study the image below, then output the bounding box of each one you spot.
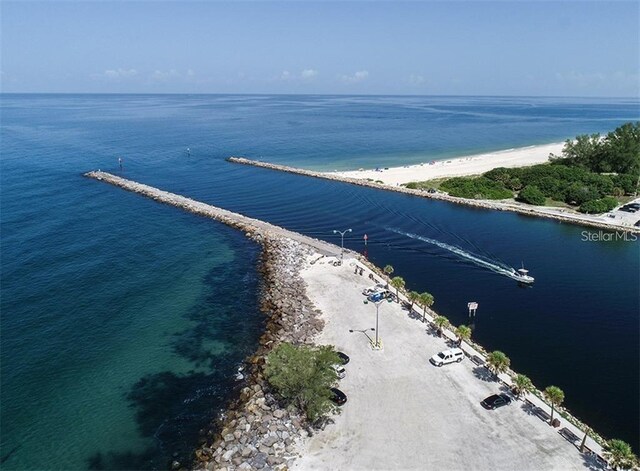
[511,374,534,400]
[390,276,405,302]
[419,292,434,323]
[455,325,472,346]
[543,385,565,425]
[433,315,450,337]
[486,351,511,377]
[603,439,637,470]
[408,291,421,312]
[382,265,394,288]
[579,426,591,453]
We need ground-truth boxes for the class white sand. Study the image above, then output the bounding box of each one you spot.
[332,142,565,186]
[293,255,601,470]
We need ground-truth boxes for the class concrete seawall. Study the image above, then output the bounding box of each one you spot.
[228,157,640,234]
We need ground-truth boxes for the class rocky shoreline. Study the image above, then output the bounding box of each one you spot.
[228,157,640,234]
[191,237,324,471]
[84,171,341,470]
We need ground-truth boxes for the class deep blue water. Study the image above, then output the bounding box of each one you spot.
[1,94,639,469]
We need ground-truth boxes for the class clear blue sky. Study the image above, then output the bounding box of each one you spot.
[2,1,638,96]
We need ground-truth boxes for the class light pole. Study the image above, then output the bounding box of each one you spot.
[333,228,352,263]
[373,299,384,349]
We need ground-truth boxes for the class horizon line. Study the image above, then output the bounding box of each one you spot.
[1,91,639,100]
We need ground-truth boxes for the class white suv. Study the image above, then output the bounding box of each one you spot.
[429,348,464,367]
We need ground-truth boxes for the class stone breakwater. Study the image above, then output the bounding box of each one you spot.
[84,171,342,256]
[84,171,335,470]
[192,237,325,471]
[228,157,640,234]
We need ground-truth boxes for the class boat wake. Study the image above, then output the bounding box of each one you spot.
[388,228,518,279]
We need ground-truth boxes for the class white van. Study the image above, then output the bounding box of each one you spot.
[429,348,464,367]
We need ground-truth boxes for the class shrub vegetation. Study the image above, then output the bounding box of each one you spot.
[264,342,341,423]
[439,177,513,200]
[430,122,639,213]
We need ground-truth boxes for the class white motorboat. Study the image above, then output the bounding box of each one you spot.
[508,265,535,284]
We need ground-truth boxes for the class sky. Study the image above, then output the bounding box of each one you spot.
[1,1,639,97]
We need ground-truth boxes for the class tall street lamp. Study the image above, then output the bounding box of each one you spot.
[333,228,352,263]
[373,299,384,349]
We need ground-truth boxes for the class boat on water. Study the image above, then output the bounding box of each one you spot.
[508,265,535,284]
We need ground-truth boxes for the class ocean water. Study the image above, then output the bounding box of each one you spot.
[1,94,639,469]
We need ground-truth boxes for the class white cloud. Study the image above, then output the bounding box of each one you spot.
[278,69,318,81]
[94,68,138,81]
[340,70,369,83]
[150,69,181,82]
[408,74,425,85]
[301,69,318,79]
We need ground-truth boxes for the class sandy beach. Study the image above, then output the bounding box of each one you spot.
[332,142,565,186]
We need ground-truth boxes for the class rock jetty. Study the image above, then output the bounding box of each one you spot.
[228,157,640,234]
[85,171,337,470]
[192,237,324,471]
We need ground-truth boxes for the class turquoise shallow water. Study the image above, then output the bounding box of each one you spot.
[1,94,639,469]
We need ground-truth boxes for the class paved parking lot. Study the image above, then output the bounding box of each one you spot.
[294,257,600,470]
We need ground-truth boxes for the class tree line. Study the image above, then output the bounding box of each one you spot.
[408,122,640,214]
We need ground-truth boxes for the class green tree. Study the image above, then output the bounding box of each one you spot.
[556,133,605,169]
[579,196,618,214]
[383,264,394,277]
[603,122,640,175]
[264,342,341,423]
[455,325,472,346]
[511,374,534,400]
[408,291,421,312]
[603,439,638,471]
[518,185,546,205]
[543,385,565,425]
[390,276,405,302]
[433,315,450,337]
[419,292,434,323]
[486,351,511,377]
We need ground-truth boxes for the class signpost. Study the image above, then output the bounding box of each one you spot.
[468,302,478,317]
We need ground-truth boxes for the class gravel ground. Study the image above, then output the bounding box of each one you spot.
[293,256,595,471]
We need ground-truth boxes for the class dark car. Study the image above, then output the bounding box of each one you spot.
[628,203,640,209]
[635,220,640,228]
[330,387,347,406]
[336,351,350,365]
[480,393,512,410]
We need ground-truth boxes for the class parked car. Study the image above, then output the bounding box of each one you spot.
[481,393,512,410]
[429,348,464,367]
[620,205,638,213]
[330,387,347,406]
[368,291,388,302]
[333,364,346,379]
[336,351,350,365]
[362,283,386,296]
[427,188,437,194]
[627,202,640,209]
[635,220,640,227]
